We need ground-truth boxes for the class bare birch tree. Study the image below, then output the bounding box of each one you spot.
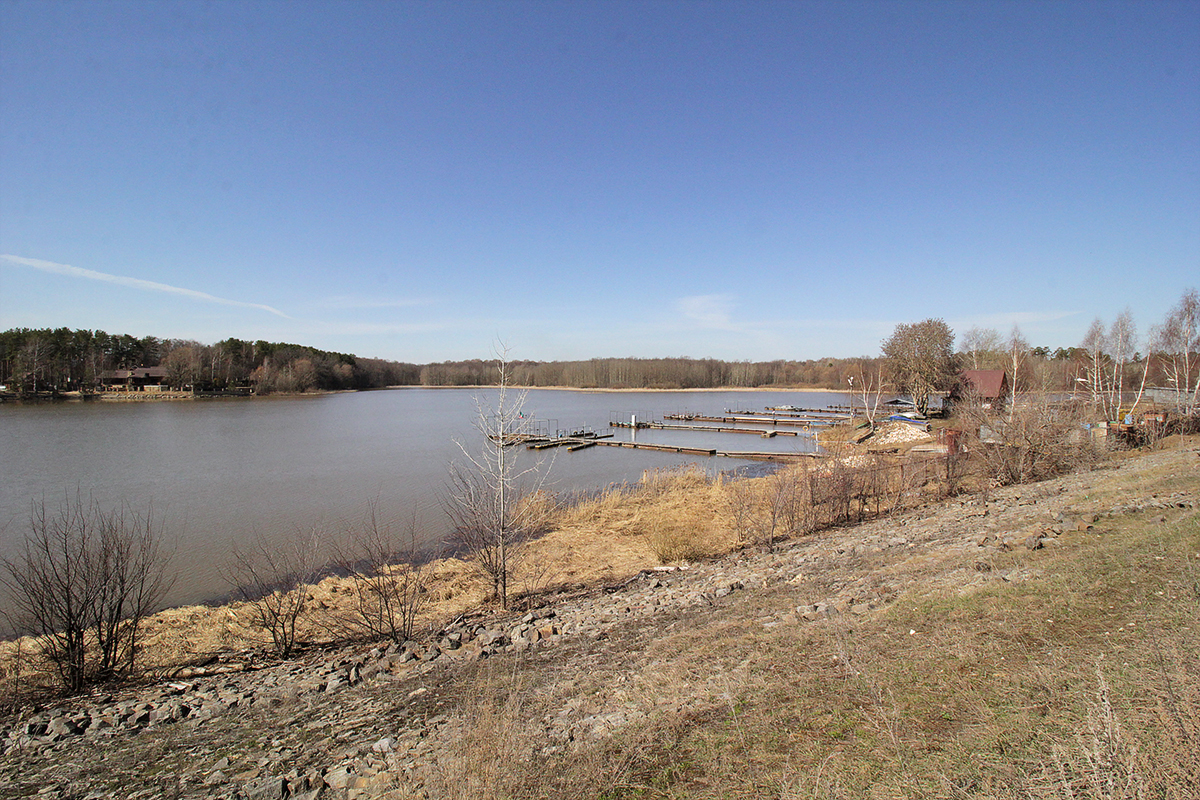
[960,326,1002,370]
[1155,288,1199,415]
[1107,309,1136,416]
[1006,325,1029,417]
[855,364,887,432]
[1080,318,1110,416]
[444,344,554,609]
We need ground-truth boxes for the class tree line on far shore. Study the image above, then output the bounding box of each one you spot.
[1,287,1196,399]
[0,330,420,395]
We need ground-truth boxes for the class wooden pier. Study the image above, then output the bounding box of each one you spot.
[524,432,614,450]
[506,406,842,461]
[594,439,716,456]
[611,420,799,437]
[764,404,852,415]
[663,413,831,429]
[717,450,822,461]
[525,435,819,461]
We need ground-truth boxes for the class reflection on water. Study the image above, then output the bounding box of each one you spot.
[0,388,843,607]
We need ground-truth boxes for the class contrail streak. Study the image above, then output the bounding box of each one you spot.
[1,254,291,318]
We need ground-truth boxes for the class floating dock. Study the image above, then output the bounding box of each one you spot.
[663,413,831,429]
[610,420,800,437]
[527,436,819,461]
[765,404,852,415]
[524,432,613,450]
[510,406,845,461]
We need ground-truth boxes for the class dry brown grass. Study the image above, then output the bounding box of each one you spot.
[550,466,736,569]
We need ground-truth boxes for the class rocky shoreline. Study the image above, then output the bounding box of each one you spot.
[1,446,1196,799]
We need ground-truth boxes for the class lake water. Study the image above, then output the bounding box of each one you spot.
[0,388,844,608]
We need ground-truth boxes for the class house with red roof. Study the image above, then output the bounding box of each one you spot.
[950,370,1010,411]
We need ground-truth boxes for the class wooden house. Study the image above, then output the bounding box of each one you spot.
[950,370,1010,410]
[100,367,169,392]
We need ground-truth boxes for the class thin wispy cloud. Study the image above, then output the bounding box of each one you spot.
[1,255,291,318]
[676,294,737,329]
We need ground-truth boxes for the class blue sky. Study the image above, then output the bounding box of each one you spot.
[1,0,1197,363]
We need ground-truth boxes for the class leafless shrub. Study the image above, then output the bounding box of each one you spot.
[728,455,948,553]
[725,479,757,545]
[511,547,559,610]
[760,466,807,548]
[223,529,322,657]
[808,460,859,529]
[1071,670,1147,799]
[334,504,426,644]
[0,626,29,712]
[446,463,556,607]
[822,459,857,526]
[1141,584,1200,799]
[776,465,815,538]
[0,493,173,694]
[92,503,173,680]
[724,464,814,551]
[959,397,1096,486]
[726,472,785,551]
[944,440,969,496]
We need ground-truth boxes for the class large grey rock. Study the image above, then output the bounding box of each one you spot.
[245,775,287,800]
[45,717,81,738]
[323,766,353,790]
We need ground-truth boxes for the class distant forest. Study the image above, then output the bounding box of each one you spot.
[0,329,418,394]
[0,327,891,394]
[0,322,1186,396]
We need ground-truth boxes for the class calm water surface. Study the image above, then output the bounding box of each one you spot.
[0,388,842,607]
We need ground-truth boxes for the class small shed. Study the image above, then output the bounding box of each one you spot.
[951,370,1010,410]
